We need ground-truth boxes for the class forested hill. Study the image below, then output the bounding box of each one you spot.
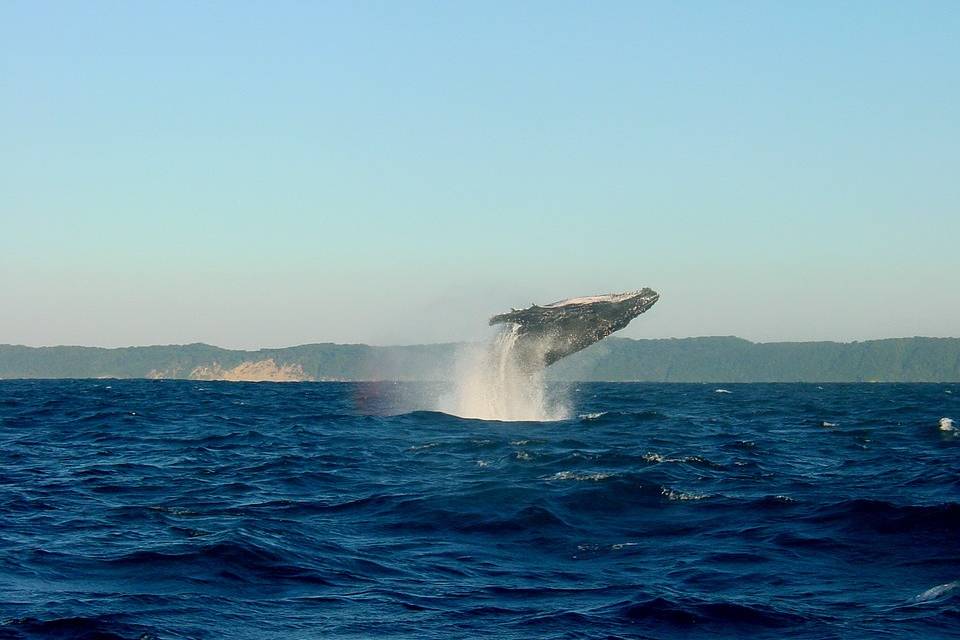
[1,337,959,382]
[546,337,960,382]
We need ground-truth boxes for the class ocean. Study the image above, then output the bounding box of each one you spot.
[1,379,958,639]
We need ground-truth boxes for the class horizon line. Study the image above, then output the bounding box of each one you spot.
[4,335,960,351]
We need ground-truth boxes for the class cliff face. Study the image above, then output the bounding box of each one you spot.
[149,359,313,382]
[1,337,959,382]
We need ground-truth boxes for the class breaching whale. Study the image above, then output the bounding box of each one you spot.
[489,288,660,369]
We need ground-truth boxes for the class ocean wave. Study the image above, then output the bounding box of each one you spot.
[544,470,613,482]
[576,409,667,423]
[578,411,607,420]
[806,498,960,533]
[3,379,959,639]
[910,580,960,603]
[660,487,710,501]
[0,615,159,640]
[92,539,341,589]
[604,595,807,628]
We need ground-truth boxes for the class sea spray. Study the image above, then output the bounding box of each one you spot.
[441,324,569,421]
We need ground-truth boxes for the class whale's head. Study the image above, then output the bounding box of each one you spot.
[617,288,659,314]
[595,288,659,332]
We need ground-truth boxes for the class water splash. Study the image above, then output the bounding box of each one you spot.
[441,324,568,421]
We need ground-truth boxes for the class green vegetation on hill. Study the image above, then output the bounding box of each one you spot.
[0,343,458,381]
[1,337,959,382]
[547,337,960,382]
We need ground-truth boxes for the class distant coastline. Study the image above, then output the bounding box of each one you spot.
[2,337,959,383]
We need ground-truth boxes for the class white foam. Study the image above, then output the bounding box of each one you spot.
[912,581,958,603]
[408,442,439,451]
[939,417,955,432]
[611,542,640,550]
[579,411,607,420]
[714,388,732,394]
[440,324,569,421]
[821,421,838,427]
[661,487,708,501]
[545,470,612,481]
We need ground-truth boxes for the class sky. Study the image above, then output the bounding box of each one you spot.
[2,1,958,349]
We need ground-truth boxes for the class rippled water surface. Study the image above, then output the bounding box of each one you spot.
[1,380,959,639]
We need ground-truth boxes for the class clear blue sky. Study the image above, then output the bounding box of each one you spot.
[2,2,958,348]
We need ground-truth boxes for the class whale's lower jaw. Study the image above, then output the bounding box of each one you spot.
[489,288,660,369]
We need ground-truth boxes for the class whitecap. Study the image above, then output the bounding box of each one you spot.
[661,487,708,501]
[821,421,838,427]
[545,470,612,482]
[642,452,665,463]
[514,451,532,461]
[611,542,640,550]
[579,411,607,420]
[149,505,195,516]
[714,388,732,394]
[912,581,958,603]
[408,442,439,451]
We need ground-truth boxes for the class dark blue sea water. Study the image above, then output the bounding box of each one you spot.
[1,380,958,639]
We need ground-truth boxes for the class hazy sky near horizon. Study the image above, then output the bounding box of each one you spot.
[2,2,958,349]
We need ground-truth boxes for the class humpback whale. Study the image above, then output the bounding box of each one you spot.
[489,288,660,369]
